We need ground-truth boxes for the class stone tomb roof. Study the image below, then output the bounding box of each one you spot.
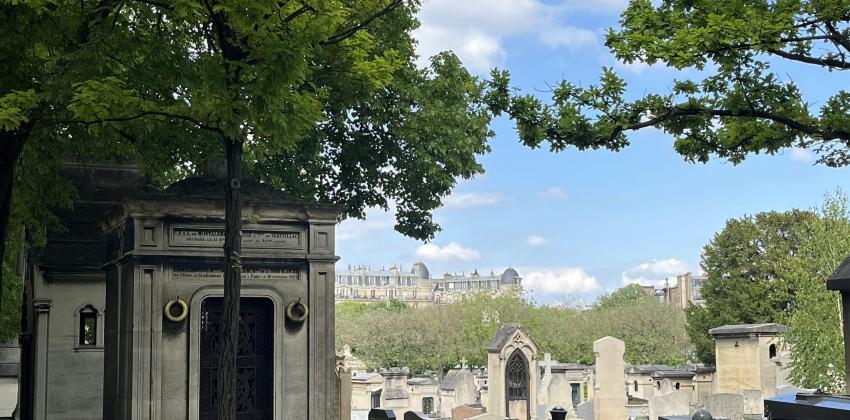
[625,365,677,374]
[486,323,538,353]
[709,323,787,338]
[351,372,383,383]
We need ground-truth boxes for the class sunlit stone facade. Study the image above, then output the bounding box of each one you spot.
[334,262,522,306]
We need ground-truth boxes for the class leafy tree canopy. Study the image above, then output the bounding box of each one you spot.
[338,292,689,372]
[595,283,655,310]
[685,209,816,364]
[65,0,496,240]
[784,192,849,392]
[492,0,850,166]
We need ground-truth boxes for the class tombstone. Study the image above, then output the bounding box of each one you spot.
[486,324,539,420]
[452,403,485,419]
[649,390,691,420]
[575,400,594,420]
[369,408,397,419]
[441,368,477,416]
[99,172,342,420]
[741,389,762,417]
[592,337,627,420]
[403,411,430,419]
[704,393,744,420]
[544,374,575,418]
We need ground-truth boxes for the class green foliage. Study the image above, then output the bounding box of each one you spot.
[595,283,654,310]
[686,209,817,364]
[501,0,850,166]
[337,293,689,373]
[784,192,850,392]
[1,0,500,336]
[49,0,498,242]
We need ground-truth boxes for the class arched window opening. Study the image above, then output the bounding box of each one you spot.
[675,382,680,390]
[506,350,529,401]
[656,381,661,389]
[769,344,777,359]
[78,305,98,346]
[634,380,638,392]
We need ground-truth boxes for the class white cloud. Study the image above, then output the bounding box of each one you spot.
[416,241,481,261]
[521,267,599,294]
[621,258,690,287]
[526,235,546,246]
[538,186,569,199]
[443,192,503,209]
[790,147,815,163]
[414,0,598,73]
[337,206,395,241]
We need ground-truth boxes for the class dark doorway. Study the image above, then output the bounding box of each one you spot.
[371,389,382,408]
[505,349,530,420]
[200,297,274,420]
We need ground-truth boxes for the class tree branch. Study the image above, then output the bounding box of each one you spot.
[320,0,404,46]
[824,21,850,53]
[766,47,850,69]
[617,106,850,142]
[44,111,224,135]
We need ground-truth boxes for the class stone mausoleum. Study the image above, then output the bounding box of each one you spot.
[19,161,341,420]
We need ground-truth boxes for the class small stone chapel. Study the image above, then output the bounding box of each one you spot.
[486,324,540,420]
[17,161,342,420]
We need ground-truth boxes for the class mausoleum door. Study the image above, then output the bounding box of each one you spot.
[200,297,274,420]
[505,349,530,420]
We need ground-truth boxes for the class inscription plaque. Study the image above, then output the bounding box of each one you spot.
[172,268,299,281]
[170,227,302,249]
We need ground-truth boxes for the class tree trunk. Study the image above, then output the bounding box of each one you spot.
[0,130,27,313]
[216,138,244,420]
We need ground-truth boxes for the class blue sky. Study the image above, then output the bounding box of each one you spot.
[337,0,850,304]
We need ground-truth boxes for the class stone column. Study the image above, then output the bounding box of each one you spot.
[337,363,352,420]
[593,336,627,420]
[32,300,50,420]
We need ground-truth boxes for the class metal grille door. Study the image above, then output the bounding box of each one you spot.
[200,297,274,420]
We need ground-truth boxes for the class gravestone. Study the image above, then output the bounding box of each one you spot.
[593,336,627,420]
[575,400,594,419]
[649,390,691,420]
[705,393,744,420]
[741,389,763,417]
[403,411,430,419]
[452,403,485,419]
[545,374,575,418]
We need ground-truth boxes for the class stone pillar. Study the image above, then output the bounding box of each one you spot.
[32,300,50,420]
[338,363,352,420]
[593,336,626,420]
